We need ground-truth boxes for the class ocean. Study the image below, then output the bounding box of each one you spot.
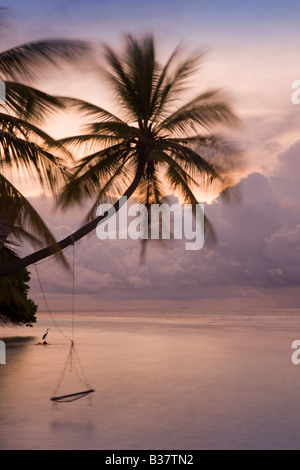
[0,308,300,450]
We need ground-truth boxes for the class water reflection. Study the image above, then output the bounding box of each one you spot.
[1,310,300,449]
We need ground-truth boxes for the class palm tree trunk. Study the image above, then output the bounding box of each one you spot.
[0,165,145,278]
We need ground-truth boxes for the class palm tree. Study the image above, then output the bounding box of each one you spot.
[0,34,242,277]
[0,10,90,254]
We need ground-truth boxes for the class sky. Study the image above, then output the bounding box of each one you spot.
[2,0,300,310]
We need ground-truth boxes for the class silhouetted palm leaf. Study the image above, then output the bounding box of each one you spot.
[0,114,70,192]
[0,39,90,81]
[4,82,65,122]
[0,175,67,266]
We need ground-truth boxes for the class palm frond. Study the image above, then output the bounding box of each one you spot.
[148,45,181,119]
[3,81,65,122]
[59,142,134,208]
[103,43,139,121]
[137,172,165,206]
[86,120,141,139]
[0,39,91,81]
[160,140,220,180]
[9,226,46,247]
[165,164,199,205]
[165,164,216,241]
[84,161,132,221]
[0,118,70,193]
[59,97,126,123]
[123,34,156,124]
[154,149,200,187]
[0,174,68,266]
[151,50,204,121]
[0,112,70,153]
[57,134,123,154]
[156,90,239,135]
[74,141,132,174]
[167,133,240,153]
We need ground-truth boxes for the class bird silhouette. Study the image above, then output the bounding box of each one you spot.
[42,329,50,344]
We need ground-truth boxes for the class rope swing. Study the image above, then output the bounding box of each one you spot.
[35,243,95,404]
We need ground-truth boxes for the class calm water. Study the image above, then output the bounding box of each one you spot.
[1,309,300,450]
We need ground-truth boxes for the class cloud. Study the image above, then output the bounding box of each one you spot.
[24,138,300,309]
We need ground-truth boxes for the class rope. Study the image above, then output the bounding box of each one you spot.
[34,239,76,344]
[72,345,93,389]
[51,343,92,400]
[72,243,75,343]
[52,341,74,398]
[35,242,95,403]
[35,263,73,343]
